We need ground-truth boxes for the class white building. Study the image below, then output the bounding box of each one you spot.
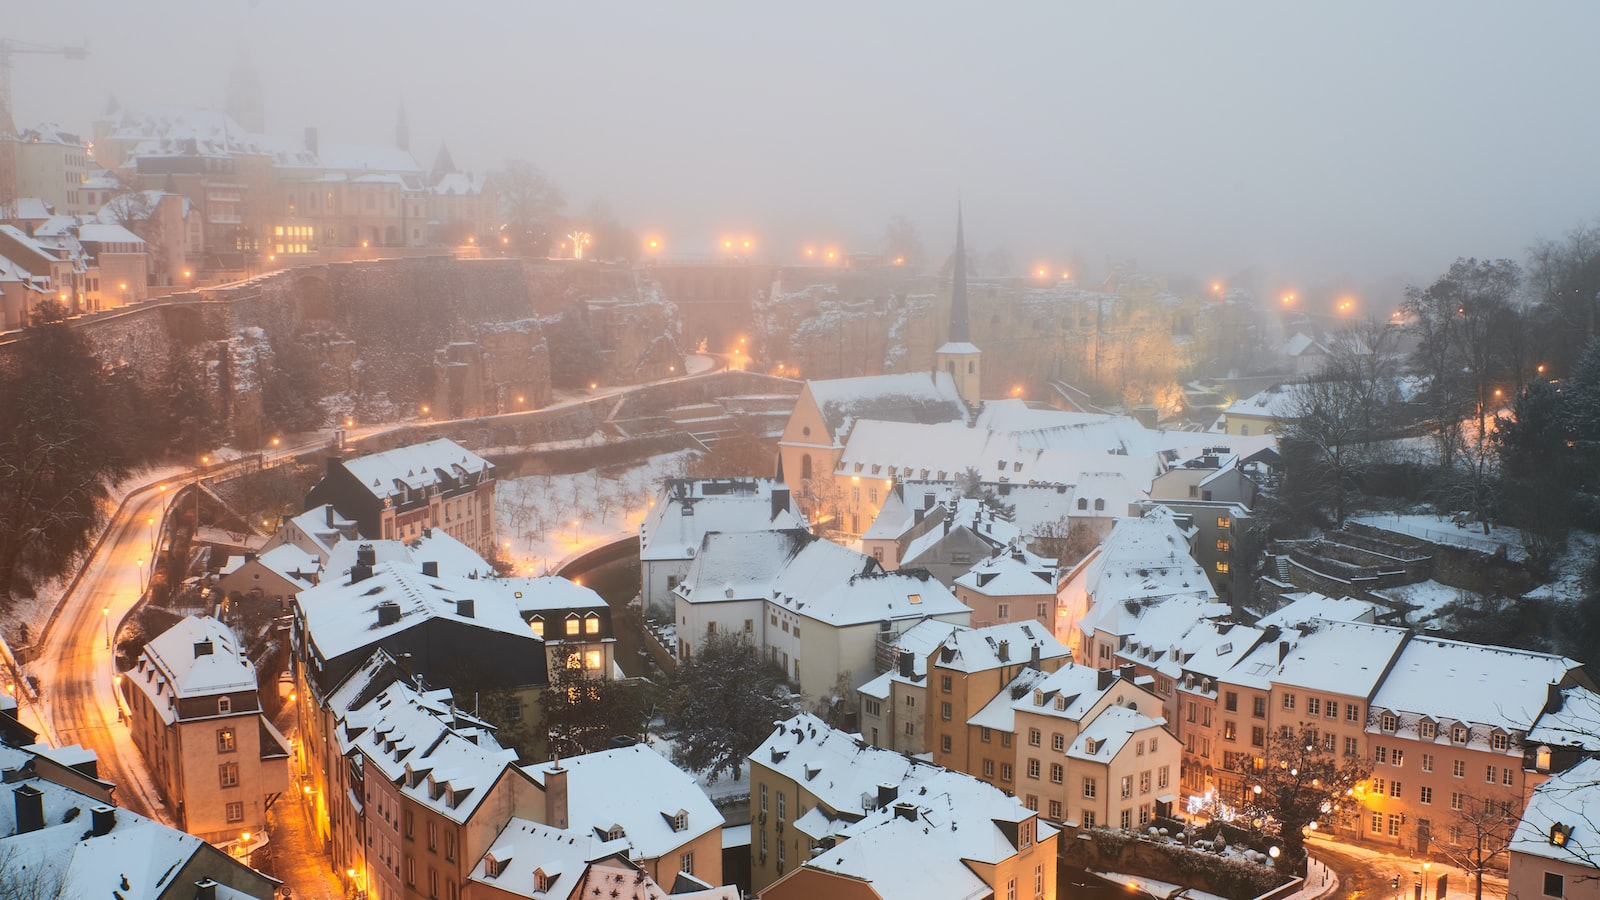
[638,477,804,614]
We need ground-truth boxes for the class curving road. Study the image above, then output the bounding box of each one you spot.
[34,484,173,822]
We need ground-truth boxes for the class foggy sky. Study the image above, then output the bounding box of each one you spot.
[12,1,1600,292]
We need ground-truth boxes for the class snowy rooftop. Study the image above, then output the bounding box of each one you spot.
[1283,332,1327,358]
[678,529,876,605]
[969,667,1052,732]
[1510,757,1600,865]
[340,438,492,502]
[804,371,967,436]
[76,222,145,246]
[773,569,968,627]
[639,478,803,562]
[131,616,256,715]
[1224,385,1300,419]
[1527,685,1600,751]
[1370,636,1581,734]
[1231,618,1408,695]
[934,621,1069,675]
[278,503,359,560]
[1166,619,1265,685]
[954,547,1057,597]
[468,818,630,899]
[1254,593,1379,630]
[835,420,1162,490]
[1009,663,1134,723]
[1116,601,1240,675]
[322,529,496,582]
[524,744,723,860]
[1065,704,1166,764]
[901,498,1020,566]
[860,620,964,697]
[1071,509,1214,619]
[753,713,943,820]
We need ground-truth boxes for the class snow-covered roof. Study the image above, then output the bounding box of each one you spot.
[1527,685,1600,752]
[639,478,804,562]
[900,498,1020,566]
[9,197,53,220]
[861,620,965,697]
[76,222,145,246]
[678,529,879,608]
[1254,593,1378,630]
[969,666,1052,732]
[834,420,1162,490]
[1231,618,1407,695]
[753,713,942,822]
[934,621,1069,675]
[1511,757,1600,866]
[316,141,423,175]
[1116,598,1238,673]
[340,438,492,503]
[1069,509,1214,622]
[804,371,968,437]
[1284,332,1327,358]
[809,769,1047,900]
[1224,385,1300,420]
[1065,704,1166,763]
[321,529,496,582]
[468,818,667,899]
[1007,662,1138,724]
[773,569,968,627]
[954,547,1057,597]
[129,616,256,721]
[524,744,722,860]
[1167,620,1266,687]
[296,561,536,664]
[274,503,360,562]
[1370,637,1581,736]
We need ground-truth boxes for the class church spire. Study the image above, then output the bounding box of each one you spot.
[949,203,970,343]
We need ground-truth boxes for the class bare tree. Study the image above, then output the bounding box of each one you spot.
[0,842,72,900]
[496,159,566,254]
[1437,793,1519,900]
[1228,725,1371,874]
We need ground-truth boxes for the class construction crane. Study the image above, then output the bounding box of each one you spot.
[0,38,89,210]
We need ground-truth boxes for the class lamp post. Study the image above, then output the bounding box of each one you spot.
[114,674,123,722]
[102,607,110,649]
[1422,861,1432,900]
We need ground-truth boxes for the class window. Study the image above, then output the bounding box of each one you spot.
[679,852,694,875]
[1453,759,1466,778]
[1052,733,1065,752]
[1452,724,1470,743]
[405,810,414,838]
[1347,703,1362,723]
[217,728,236,753]
[1380,713,1398,732]
[1492,732,1512,751]
[1306,697,1321,716]
[1251,726,1265,747]
[1216,539,1230,551]
[1024,795,1038,812]
[672,811,688,832]
[941,702,952,721]
[1029,728,1042,747]
[1392,749,1404,767]
[1344,737,1359,756]
[1281,693,1295,711]
[1420,721,1438,739]
[760,784,768,814]
[1420,786,1433,804]
[1150,737,1158,752]
[1505,768,1516,786]
[566,617,580,636]
[1374,777,1386,795]
[942,735,952,753]
[984,759,995,778]
[1001,763,1013,782]
[1187,702,1197,723]
[1217,516,1231,528]
[529,617,544,637]
[941,675,953,693]
[1486,765,1497,784]
[1388,814,1401,837]
[777,792,786,822]
[428,821,438,850]
[998,602,1010,618]
[1544,872,1564,898]
[1003,733,1012,748]
[1120,809,1132,829]
[585,649,602,670]
[1375,746,1388,764]
[1372,812,1383,833]
[982,727,992,743]
[1224,721,1236,741]
[1390,781,1402,798]
[1139,771,1151,794]
[1451,792,1464,811]
[584,613,600,635]
[226,801,244,823]
[1050,763,1063,783]
[1027,759,1041,779]
[1083,777,1097,798]
[1120,776,1132,799]
[1325,701,1338,719]
[1082,810,1096,827]
[1136,739,1145,756]
[219,763,239,788]
[445,832,455,861]
[407,859,415,886]
[905,695,916,707]
[218,696,232,714]
[1225,691,1238,712]
[1216,561,1230,573]
[1253,697,1267,718]
[1422,753,1434,772]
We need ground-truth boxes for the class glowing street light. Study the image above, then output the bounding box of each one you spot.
[1281,293,1296,305]
[804,246,816,258]
[645,237,662,254]
[825,249,837,262]
[1036,266,1048,278]
[103,606,111,648]
[1210,281,1222,294]
[1338,298,1354,313]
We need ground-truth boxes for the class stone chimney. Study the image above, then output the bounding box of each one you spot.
[13,784,43,833]
[898,649,914,679]
[1029,643,1041,670]
[195,879,218,900]
[376,601,401,626]
[456,598,475,619]
[91,804,116,836]
[1097,669,1115,691]
[421,560,438,578]
[771,487,790,522]
[996,640,1010,662]
[544,761,568,829]
[876,783,898,808]
[357,544,376,567]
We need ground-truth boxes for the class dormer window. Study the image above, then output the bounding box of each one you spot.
[218,696,232,715]
[584,613,601,635]
[1491,732,1512,751]
[1451,724,1470,744]
[1551,822,1574,847]
[1077,498,1087,510]
[485,853,508,878]
[530,617,545,638]
[533,867,557,892]
[671,810,689,832]
[1380,713,1398,733]
[605,825,625,841]
[565,615,580,636]
[1419,720,1437,739]
[1033,689,1045,706]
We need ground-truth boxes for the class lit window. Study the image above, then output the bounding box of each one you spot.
[529,617,544,637]
[584,614,600,635]
[565,617,580,636]
[585,650,603,670]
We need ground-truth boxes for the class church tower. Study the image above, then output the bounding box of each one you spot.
[936,205,982,407]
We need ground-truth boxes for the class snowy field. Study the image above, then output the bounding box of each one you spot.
[495,451,696,576]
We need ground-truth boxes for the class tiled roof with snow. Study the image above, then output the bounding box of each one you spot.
[677,530,868,604]
[1008,663,1132,723]
[753,713,942,820]
[1116,601,1238,675]
[861,620,965,696]
[1511,757,1600,865]
[280,504,359,560]
[1254,593,1378,630]
[1233,618,1407,695]
[1225,385,1300,419]
[322,530,497,582]
[1065,704,1166,764]
[296,561,536,663]
[773,569,968,627]
[805,371,968,436]
[340,438,492,502]
[1071,510,1213,619]
[954,548,1057,597]
[467,818,638,898]
[1370,637,1580,735]
[524,744,722,860]
[900,498,1020,565]
[969,667,1052,732]
[1167,620,1265,686]
[1527,685,1600,751]
[133,615,256,711]
[934,621,1069,674]
[639,478,803,562]
[251,544,321,585]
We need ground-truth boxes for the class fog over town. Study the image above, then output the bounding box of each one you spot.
[13,1,1600,288]
[7,4,1600,900]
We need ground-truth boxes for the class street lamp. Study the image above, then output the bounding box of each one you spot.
[114,674,124,722]
[148,516,157,554]
[137,558,145,595]
[1422,861,1432,900]
[102,607,110,649]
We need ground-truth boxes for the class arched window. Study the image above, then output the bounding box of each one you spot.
[1076,498,1087,511]
[218,696,232,714]
[1094,498,1105,511]
[801,454,812,481]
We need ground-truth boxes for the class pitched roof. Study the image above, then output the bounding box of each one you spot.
[1370,637,1581,734]
[130,617,256,721]
[1230,618,1407,695]
[524,745,723,860]
[339,438,492,502]
[1511,757,1600,866]
[804,371,968,437]
[753,713,942,825]
[639,478,803,562]
[953,548,1057,597]
[773,569,967,627]
[934,621,1069,674]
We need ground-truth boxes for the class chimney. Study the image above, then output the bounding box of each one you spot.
[1278,640,1291,663]
[771,487,790,522]
[325,454,342,476]
[1118,663,1135,683]
[376,601,401,626]
[1097,669,1115,690]
[350,564,374,584]
[357,544,376,567]
[421,560,438,578]
[898,649,914,679]
[913,507,925,525]
[13,784,43,833]
[876,783,898,808]
[924,492,935,510]
[997,640,1010,662]
[304,125,319,155]
[1029,643,1041,670]
[544,761,569,829]
[456,598,474,619]
[892,800,918,822]
[1547,683,1566,715]
[326,504,335,528]
[195,879,219,900]
[193,640,214,658]
[91,804,116,836]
